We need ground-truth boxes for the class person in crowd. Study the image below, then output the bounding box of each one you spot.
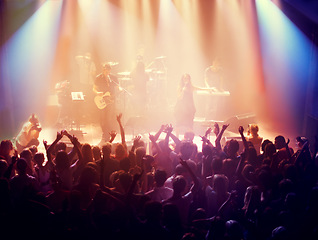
[145,169,173,202]
[247,123,263,155]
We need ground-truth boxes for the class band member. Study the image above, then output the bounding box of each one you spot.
[75,52,96,92]
[75,52,97,123]
[93,63,119,142]
[15,114,42,153]
[204,57,225,120]
[204,57,224,91]
[174,73,211,136]
[130,56,149,116]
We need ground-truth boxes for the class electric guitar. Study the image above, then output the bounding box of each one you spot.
[94,91,114,109]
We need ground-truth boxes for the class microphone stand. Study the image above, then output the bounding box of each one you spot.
[108,75,132,124]
[108,75,132,96]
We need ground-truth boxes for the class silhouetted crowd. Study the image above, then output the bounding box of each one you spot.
[1,119,318,240]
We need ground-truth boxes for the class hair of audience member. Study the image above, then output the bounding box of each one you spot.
[249,124,259,136]
[0,159,8,177]
[34,152,45,166]
[135,146,146,164]
[16,158,28,175]
[202,144,214,157]
[174,164,186,175]
[102,143,112,156]
[81,143,94,163]
[0,140,13,156]
[275,135,286,149]
[246,147,259,167]
[92,145,101,160]
[172,175,187,195]
[55,142,67,153]
[241,164,255,183]
[20,148,32,161]
[55,150,70,171]
[261,139,272,153]
[222,158,236,178]
[115,143,127,160]
[78,165,98,185]
[109,170,122,188]
[225,139,240,156]
[225,220,244,240]
[180,141,196,160]
[120,157,130,172]
[212,174,229,194]
[184,131,195,142]
[154,169,168,187]
[118,171,132,193]
[211,157,223,174]
[264,143,276,158]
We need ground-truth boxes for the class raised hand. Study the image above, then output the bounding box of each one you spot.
[133,135,141,146]
[164,124,173,134]
[205,127,212,137]
[213,122,220,136]
[200,135,209,143]
[43,140,48,150]
[109,130,117,140]
[71,135,79,145]
[222,124,230,131]
[56,131,63,141]
[238,126,244,135]
[116,113,122,123]
[149,133,156,142]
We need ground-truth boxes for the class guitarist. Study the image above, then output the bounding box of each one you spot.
[93,63,119,141]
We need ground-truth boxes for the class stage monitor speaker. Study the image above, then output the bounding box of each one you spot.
[224,113,256,133]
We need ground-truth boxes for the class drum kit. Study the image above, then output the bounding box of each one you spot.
[117,55,167,82]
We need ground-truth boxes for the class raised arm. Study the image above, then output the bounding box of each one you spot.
[285,138,292,161]
[46,131,63,156]
[149,133,162,156]
[130,135,141,153]
[165,124,181,150]
[179,157,200,192]
[238,126,249,151]
[200,127,213,150]
[215,124,229,152]
[109,130,117,144]
[153,124,166,142]
[117,113,126,146]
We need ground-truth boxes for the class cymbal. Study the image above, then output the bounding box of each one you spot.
[119,77,131,81]
[152,70,165,74]
[117,71,130,76]
[107,62,119,66]
[155,56,166,60]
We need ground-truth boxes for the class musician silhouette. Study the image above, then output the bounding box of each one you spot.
[204,57,225,120]
[130,57,149,116]
[93,63,120,142]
